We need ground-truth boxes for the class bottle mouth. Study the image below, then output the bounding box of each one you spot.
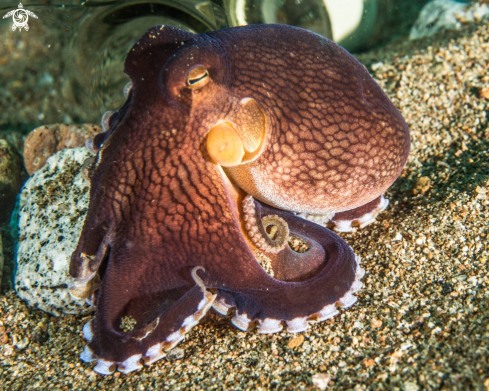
[69,1,224,117]
[66,0,332,120]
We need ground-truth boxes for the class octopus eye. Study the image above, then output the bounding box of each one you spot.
[186,65,209,88]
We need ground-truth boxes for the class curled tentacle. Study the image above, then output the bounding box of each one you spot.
[243,194,289,253]
[213,196,364,332]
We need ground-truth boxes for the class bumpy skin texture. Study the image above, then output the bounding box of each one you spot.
[225,27,410,213]
[69,24,409,374]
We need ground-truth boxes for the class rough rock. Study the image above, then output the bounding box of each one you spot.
[14,147,92,316]
[23,123,102,175]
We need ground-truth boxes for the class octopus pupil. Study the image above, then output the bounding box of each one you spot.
[265,225,278,241]
[188,71,208,85]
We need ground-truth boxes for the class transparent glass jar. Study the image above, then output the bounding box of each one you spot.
[0,0,427,128]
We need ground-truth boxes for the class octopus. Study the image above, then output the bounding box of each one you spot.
[69,24,410,374]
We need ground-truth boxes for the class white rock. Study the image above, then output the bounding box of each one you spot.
[14,147,92,316]
[311,373,331,390]
[410,0,489,40]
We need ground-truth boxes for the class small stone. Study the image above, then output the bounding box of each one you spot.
[400,342,413,351]
[393,232,403,241]
[32,322,49,343]
[353,321,364,329]
[311,373,331,390]
[23,123,102,176]
[413,176,431,195]
[271,342,279,356]
[479,87,489,100]
[363,358,375,367]
[2,344,13,356]
[167,347,185,361]
[288,335,304,349]
[371,319,383,329]
[476,186,487,199]
[88,371,97,382]
[403,381,419,391]
[13,336,29,350]
[442,282,454,294]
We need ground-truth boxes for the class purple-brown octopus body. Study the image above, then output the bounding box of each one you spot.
[69,24,410,374]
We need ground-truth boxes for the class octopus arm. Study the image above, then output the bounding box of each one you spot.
[210,197,363,334]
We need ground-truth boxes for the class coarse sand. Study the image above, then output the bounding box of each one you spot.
[1,15,489,391]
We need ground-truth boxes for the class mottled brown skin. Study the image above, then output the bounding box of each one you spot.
[225,28,409,213]
[70,24,409,368]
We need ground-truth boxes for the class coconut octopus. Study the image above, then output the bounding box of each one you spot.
[69,24,410,374]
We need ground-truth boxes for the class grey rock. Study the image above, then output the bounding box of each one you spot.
[14,147,92,316]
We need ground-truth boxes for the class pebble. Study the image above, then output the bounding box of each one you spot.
[413,176,431,195]
[311,373,331,390]
[23,123,101,176]
[287,335,304,349]
[371,319,383,329]
[480,87,489,100]
[14,147,92,316]
[167,348,185,361]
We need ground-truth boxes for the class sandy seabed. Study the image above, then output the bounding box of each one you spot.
[1,14,489,391]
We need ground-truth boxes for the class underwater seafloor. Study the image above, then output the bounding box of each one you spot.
[1,14,489,391]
